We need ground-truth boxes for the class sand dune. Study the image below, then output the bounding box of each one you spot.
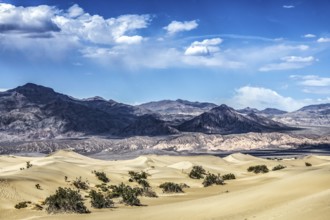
[0,151,329,220]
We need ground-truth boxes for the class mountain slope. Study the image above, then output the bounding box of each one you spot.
[137,99,217,123]
[272,103,330,127]
[0,83,173,138]
[178,104,292,134]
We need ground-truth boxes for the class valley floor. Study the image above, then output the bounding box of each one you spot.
[0,151,330,220]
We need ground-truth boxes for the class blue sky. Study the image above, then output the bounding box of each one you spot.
[0,0,330,111]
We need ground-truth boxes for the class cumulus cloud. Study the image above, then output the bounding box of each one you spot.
[303,34,316,38]
[164,20,198,35]
[283,5,295,9]
[67,4,84,18]
[0,3,150,45]
[53,12,151,45]
[317,37,330,43]
[0,3,60,34]
[185,38,222,56]
[259,56,315,72]
[229,86,328,111]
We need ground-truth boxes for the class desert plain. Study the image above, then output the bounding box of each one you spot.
[0,150,330,220]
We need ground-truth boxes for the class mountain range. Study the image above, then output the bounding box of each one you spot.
[0,83,329,141]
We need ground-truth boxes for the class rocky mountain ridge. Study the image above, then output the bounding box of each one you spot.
[0,83,294,139]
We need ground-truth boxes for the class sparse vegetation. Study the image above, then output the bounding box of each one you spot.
[95,184,109,192]
[15,201,31,209]
[272,165,286,171]
[202,173,224,187]
[137,178,150,188]
[89,190,114,209]
[189,166,206,179]
[128,171,148,182]
[305,162,312,167]
[179,183,190,188]
[109,183,141,206]
[159,182,184,193]
[44,187,90,214]
[26,161,32,169]
[247,165,269,174]
[35,183,41,190]
[128,170,151,188]
[92,170,110,183]
[222,173,236,180]
[142,187,158,198]
[73,177,89,190]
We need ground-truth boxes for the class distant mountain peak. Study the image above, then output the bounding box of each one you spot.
[260,108,287,115]
[83,96,107,102]
[13,83,55,93]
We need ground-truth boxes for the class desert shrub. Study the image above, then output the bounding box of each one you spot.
[189,166,206,179]
[247,165,269,174]
[202,173,224,187]
[92,171,110,183]
[272,165,286,171]
[179,183,190,188]
[128,170,151,188]
[128,171,148,181]
[89,190,114,209]
[142,187,158,198]
[15,201,31,209]
[35,184,41,190]
[159,182,184,193]
[33,204,43,211]
[109,183,141,206]
[222,173,236,180]
[44,187,89,214]
[95,184,109,192]
[26,161,32,169]
[73,177,89,190]
[305,162,312,167]
[137,179,150,188]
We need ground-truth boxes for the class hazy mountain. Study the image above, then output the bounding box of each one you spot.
[178,104,291,134]
[272,103,330,127]
[260,108,287,115]
[237,107,260,114]
[237,107,287,116]
[137,99,217,123]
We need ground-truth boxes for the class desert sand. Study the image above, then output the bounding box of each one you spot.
[0,150,330,220]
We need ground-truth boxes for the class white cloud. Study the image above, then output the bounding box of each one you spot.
[164,20,198,35]
[281,56,315,63]
[259,56,315,72]
[283,5,295,9]
[292,75,330,87]
[317,37,330,43]
[0,3,151,45]
[185,38,222,56]
[67,4,84,18]
[53,13,151,45]
[303,34,316,38]
[229,86,328,111]
[0,3,60,33]
[115,35,143,44]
